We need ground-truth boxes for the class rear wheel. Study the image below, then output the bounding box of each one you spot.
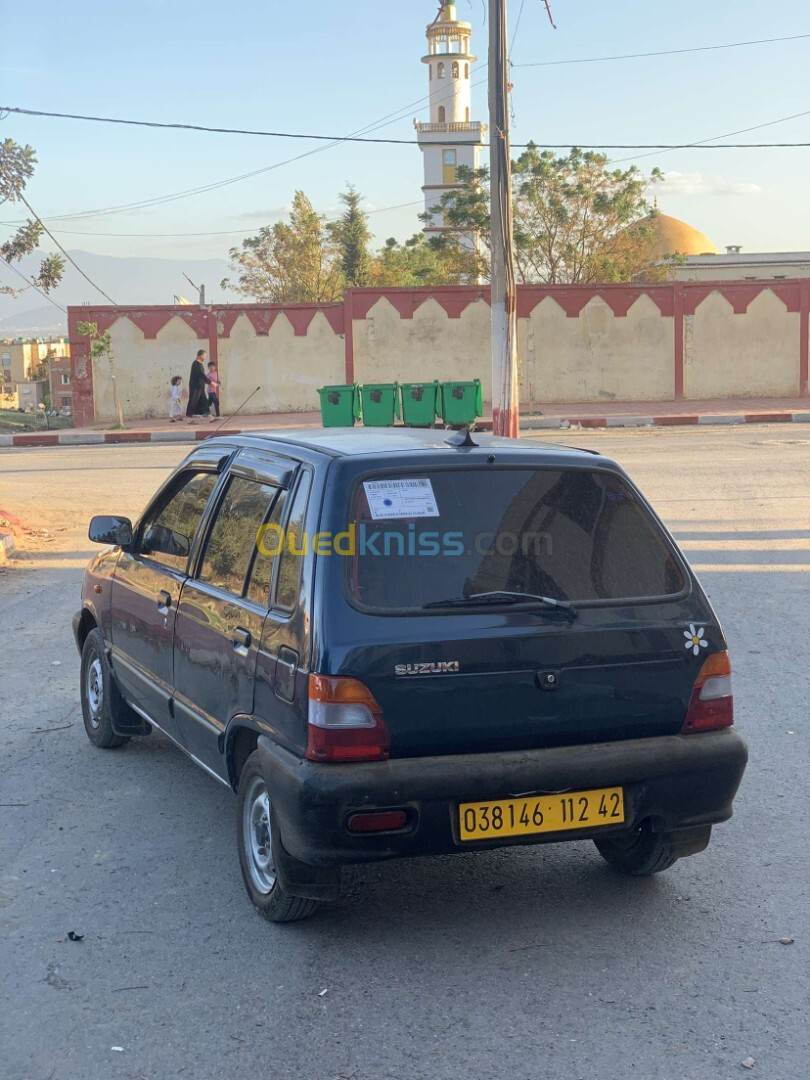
[80,629,130,749]
[236,751,321,923]
[594,822,679,876]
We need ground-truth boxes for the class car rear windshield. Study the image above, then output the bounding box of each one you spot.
[347,467,685,611]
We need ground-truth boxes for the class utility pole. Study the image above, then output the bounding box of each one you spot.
[183,273,206,307]
[488,0,519,437]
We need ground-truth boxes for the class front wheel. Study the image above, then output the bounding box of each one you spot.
[236,752,321,923]
[80,629,130,749]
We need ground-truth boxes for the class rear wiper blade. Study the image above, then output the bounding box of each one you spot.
[424,590,577,616]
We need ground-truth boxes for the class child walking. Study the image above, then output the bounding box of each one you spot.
[169,375,183,422]
[206,360,221,421]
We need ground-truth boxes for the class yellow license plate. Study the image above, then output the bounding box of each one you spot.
[458,787,625,842]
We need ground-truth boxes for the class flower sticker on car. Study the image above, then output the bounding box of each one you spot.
[684,624,708,656]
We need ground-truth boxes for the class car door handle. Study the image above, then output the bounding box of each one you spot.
[233,627,252,650]
[158,589,172,610]
[274,646,299,703]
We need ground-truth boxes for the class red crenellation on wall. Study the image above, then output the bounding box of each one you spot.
[68,280,810,426]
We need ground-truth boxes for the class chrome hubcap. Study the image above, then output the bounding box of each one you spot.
[243,776,276,894]
[86,658,103,729]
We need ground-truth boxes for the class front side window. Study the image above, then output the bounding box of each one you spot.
[347,468,685,612]
[140,471,218,573]
[198,477,279,598]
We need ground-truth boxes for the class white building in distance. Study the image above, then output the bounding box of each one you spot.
[640,213,810,281]
[415,2,486,243]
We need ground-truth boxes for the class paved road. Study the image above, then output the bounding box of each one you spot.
[1,428,808,1080]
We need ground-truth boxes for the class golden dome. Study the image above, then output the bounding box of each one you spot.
[440,2,457,22]
[638,213,718,258]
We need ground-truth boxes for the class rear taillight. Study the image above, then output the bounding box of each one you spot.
[306,675,390,763]
[681,651,734,733]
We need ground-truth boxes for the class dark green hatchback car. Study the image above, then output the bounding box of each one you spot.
[75,429,748,921]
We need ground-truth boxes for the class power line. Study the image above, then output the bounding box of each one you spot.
[0,77,475,227]
[0,256,67,313]
[510,0,527,52]
[2,103,810,158]
[1,58,475,228]
[0,106,426,145]
[607,107,810,165]
[19,193,118,305]
[513,31,810,67]
[0,31,806,233]
[1,46,808,233]
[37,200,428,239]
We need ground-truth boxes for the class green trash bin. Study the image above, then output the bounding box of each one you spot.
[317,384,360,427]
[400,381,440,427]
[438,379,483,426]
[360,382,400,427]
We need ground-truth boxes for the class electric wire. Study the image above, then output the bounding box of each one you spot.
[18,194,118,304]
[0,255,67,313]
[514,31,810,67]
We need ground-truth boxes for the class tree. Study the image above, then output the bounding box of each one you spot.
[77,321,124,428]
[221,191,344,303]
[0,139,64,296]
[371,234,445,287]
[331,184,372,287]
[33,352,53,411]
[432,148,672,284]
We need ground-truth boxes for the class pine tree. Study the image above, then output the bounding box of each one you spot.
[332,185,372,288]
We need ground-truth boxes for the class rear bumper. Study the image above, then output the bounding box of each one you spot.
[258,729,748,868]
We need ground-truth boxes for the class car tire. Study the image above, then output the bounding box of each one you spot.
[80,629,131,749]
[594,822,678,877]
[236,751,321,924]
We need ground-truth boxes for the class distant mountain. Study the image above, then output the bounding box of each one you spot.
[0,250,230,336]
[0,305,68,335]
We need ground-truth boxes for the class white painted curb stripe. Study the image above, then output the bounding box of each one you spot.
[0,533,15,562]
[697,414,746,425]
[150,431,199,443]
[606,416,654,427]
[58,432,105,445]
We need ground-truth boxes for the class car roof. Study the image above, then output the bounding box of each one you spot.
[206,427,608,465]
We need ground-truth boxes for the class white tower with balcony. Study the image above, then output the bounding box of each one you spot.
[416,1,486,241]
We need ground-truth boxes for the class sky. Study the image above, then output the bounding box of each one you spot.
[1,0,809,279]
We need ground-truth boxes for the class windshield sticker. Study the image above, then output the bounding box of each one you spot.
[363,478,440,520]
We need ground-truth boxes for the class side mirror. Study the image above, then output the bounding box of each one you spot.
[142,524,190,558]
[89,515,133,548]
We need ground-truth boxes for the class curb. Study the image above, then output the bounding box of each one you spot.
[522,411,810,431]
[1,412,809,447]
[0,427,245,448]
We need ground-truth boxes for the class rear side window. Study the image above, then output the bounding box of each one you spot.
[348,468,685,611]
[275,473,312,612]
[246,489,287,607]
[198,477,279,597]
